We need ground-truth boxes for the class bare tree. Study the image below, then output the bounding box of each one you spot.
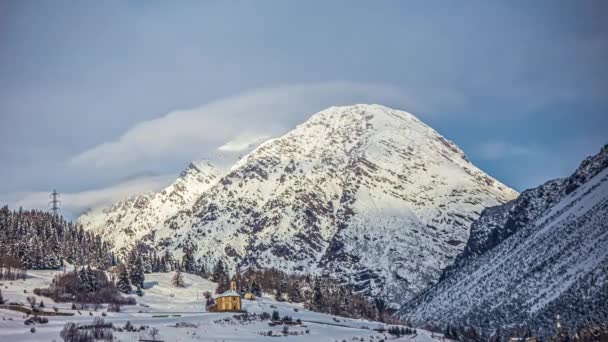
[27,296,37,311]
[149,327,160,341]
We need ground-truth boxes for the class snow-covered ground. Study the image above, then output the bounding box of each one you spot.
[0,271,446,341]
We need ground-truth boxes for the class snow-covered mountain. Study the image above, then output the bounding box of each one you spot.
[401,145,608,338]
[78,160,221,252]
[80,104,517,301]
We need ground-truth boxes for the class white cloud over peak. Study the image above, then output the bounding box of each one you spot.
[218,134,271,153]
[68,82,465,176]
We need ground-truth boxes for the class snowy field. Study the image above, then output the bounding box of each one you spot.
[0,271,446,341]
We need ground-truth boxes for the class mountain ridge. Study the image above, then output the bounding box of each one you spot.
[79,104,518,301]
[402,144,608,338]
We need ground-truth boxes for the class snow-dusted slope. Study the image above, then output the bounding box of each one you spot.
[0,270,445,342]
[402,145,608,338]
[112,104,516,301]
[78,160,221,252]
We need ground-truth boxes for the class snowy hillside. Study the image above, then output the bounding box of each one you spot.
[78,161,221,252]
[0,270,444,342]
[81,104,517,301]
[402,145,608,338]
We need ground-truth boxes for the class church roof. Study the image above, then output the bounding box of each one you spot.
[216,289,240,298]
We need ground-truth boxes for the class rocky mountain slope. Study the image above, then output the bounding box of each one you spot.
[401,145,608,338]
[80,104,517,301]
[78,160,220,252]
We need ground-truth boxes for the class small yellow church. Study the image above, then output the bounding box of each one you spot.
[207,281,242,312]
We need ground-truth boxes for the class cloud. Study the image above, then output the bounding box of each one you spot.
[0,173,175,220]
[69,82,465,175]
[478,141,534,160]
[218,134,271,153]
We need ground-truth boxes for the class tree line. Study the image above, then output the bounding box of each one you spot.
[207,264,395,322]
[0,206,115,270]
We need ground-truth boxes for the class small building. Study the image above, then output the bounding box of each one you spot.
[207,281,242,312]
[243,292,255,300]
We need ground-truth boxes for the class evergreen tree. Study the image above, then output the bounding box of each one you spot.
[159,251,172,272]
[86,266,98,291]
[250,281,262,297]
[196,258,207,278]
[312,279,323,309]
[0,288,4,304]
[172,270,185,288]
[212,260,230,293]
[78,267,92,292]
[116,265,132,294]
[182,246,197,274]
[127,247,145,289]
[0,206,113,270]
[211,260,225,282]
[276,276,287,302]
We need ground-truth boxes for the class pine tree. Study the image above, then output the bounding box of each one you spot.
[127,247,145,289]
[212,260,230,293]
[78,267,91,292]
[116,265,132,294]
[211,260,225,282]
[196,258,207,278]
[182,246,196,274]
[0,206,113,270]
[172,270,185,288]
[312,279,323,309]
[276,276,287,302]
[86,266,98,291]
[0,288,4,304]
[251,281,262,297]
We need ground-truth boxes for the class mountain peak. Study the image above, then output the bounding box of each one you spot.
[80,104,517,300]
[78,158,222,252]
[296,104,470,167]
[307,104,419,127]
[183,159,218,176]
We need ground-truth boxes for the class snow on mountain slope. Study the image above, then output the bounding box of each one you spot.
[456,144,608,264]
[77,160,221,252]
[115,104,517,302]
[402,145,608,338]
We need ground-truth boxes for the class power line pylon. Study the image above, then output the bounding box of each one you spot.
[49,189,61,214]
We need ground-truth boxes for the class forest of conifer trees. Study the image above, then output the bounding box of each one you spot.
[0,206,115,270]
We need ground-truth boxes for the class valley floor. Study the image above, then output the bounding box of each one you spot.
[0,271,445,341]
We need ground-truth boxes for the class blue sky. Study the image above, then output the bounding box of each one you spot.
[0,1,606,217]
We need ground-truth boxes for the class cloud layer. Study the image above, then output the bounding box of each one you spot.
[0,174,175,220]
[69,82,464,175]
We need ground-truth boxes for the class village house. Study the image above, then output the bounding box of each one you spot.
[207,281,242,312]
